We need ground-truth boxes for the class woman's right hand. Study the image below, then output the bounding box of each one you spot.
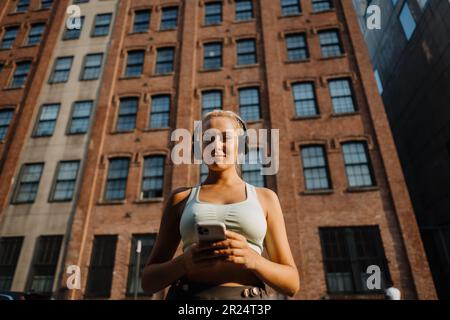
[181,242,228,274]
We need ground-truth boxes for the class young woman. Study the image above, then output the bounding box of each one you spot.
[141,110,300,300]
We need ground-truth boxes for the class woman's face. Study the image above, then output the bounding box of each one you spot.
[202,116,240,172]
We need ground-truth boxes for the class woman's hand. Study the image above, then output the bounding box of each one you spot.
[212,230,262,271]
[181,242,229,274]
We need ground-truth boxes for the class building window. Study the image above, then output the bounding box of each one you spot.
[155,47,174,74]
[13,163,44,204]
[204,2,222,25]
[160,7,178,30]
[27,236,62,296]
[328,79,356,114]
[68,100,93,135]
[286,33,309,61]
[85,235,117,298]
[92,13,112,37]
[0,109,14,140]
[51,161,80,202]
[0,237,23,291]
[10,61,31,88]
[81,53,103,80]
[41,0,53,9]
[311,0,333,12]
[293,82,318,117]
[318,30,343,58]
[27,23,45,46]
[126,234,156,296]
[1,26,19,49]
[133,9,151,33]
[235,0,254,21]
[239,87,260,122]
[236,39,257,65]
[399,2,416,41]
[203,42,222,70]
[342,142,375,188]
[202,90,222,115]
[242,148,266,187]
[116,97,138,132]
[104,158,129,201]
[63,16,84,40]
[301,145,331,190]
[319,227,390,294]
[34,104,60,137]
[141,156,165,199]
[125,50,145,77]
[149,95,170,128]
[281,0,301,16]
[49,57,73,83]
[16,0,29,13]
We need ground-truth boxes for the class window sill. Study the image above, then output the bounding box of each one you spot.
[142,127,171,133]
[79,78,99,82]
[32,134,53,138]
[246,119,263,125]
[319,53,347,61]
[7,12,25,16]
[3,86,25,91]
[233,18,256,25]
[299,189,333,196]
[201,22,224,28]
[48,199,72,203]
[119,75,143,80]
[19,44,39,49]
[66,131,87,136]
[233,63,259,70]
[110,130,136,135]
[133,197,164,204]
[278,13,303,19]
[284,58,311,64]
[90,34,108,38]
[310,9,336,15]
[199,67,223,73]
[97,199,126,206]
[10,201,35,205]
[151,72,175,78]
[331,111,359,118]
[0,47,13,51]
[345,186,379,193]
[158,28,177,32]
[128,31,150,36]
[291,115,321,121]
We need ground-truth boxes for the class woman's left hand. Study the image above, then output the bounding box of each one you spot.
[212,230,262,271]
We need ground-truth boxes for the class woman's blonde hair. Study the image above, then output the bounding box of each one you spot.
[199,109,248,178]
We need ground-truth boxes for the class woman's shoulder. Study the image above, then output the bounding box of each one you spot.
[253,186,279,202]
[169,185,197,207]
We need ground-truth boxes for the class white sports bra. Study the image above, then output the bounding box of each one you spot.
[179,182,267,255]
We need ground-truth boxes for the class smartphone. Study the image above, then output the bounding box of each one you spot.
[195,221,227,243]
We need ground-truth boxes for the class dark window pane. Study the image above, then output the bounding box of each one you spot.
[329,79,355,114]
[301,146,331,190]
[203,42,222,70]
[155,48,174,74]
[239,88,260,121]
[160,7,178,30]
[286,33,308,61]
[105,158,129,201]
[85,235,117,298]
[0,109,14,140]
[236,0,254,21]
[293,82,318,117]
[116,98,138,132]
[141,156,165,199]
[27,236,62,296]
[69,101,93,134]
[342,142,374,187]
[34,104,60,137]
[150,95,170,128]
[319,30,343,58]
[133,10,151,33]
[10,61,31,88]
[281,0,301,16]
[92,13,112,37]
[126,234,156,296]
[202,91,222,115]
[52,161,80,201]
[205,2,222,25]
[237,39,257,65]
[0,237,23,291]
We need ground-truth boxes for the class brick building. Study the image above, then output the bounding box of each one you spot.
[0,0,437,300]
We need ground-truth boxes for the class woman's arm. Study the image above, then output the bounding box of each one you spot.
[141,188,189,295]
[212,188,300,297]
[252,188,300,297]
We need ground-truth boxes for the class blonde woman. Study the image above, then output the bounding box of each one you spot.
[142,110,299,300]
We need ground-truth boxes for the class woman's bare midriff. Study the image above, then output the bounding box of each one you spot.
[185,260,262,287]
